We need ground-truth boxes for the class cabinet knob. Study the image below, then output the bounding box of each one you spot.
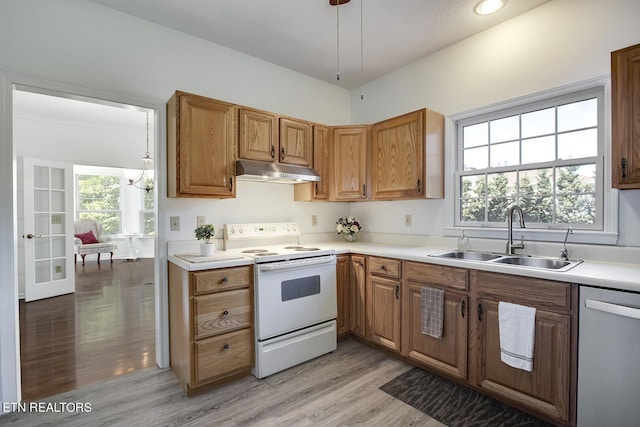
[395,285,399,300]
[229,176,233,192]
[362,184,366,196]
[380,265,386,270]
[461,300,466,318]
[221,277,228,284]
[621,157,627,180]
[271,146,275,159]
[222,310,229,316]
[417,179,422,193]
[223,343,230,351]
[280,147,285,161]
[315,183,319,194]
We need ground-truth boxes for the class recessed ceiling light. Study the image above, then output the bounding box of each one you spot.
[474,0,507,15]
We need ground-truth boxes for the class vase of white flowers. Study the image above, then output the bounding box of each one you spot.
[336,216,362,242]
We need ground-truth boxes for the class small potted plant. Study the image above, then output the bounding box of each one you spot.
[195,224,215,256]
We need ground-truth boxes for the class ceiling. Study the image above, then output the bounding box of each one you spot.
[90,0,552,89]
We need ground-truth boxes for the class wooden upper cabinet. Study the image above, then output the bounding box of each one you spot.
[167,91,236,198]
[238,107,278,163]
[279,117,312,167]
[612,43,640,189]
[371,109,444,200]
[332,126,370,201]
[294,124,330,201]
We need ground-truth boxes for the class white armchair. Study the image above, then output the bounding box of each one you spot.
[74,219,117,265]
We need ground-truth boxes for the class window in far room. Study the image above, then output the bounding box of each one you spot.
[455,86,604,231]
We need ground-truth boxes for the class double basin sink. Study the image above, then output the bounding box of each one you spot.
[429,250,582,272]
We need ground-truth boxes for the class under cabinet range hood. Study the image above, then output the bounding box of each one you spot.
[235,159,320,184]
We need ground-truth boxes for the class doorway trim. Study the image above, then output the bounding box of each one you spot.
[0,70,169,406]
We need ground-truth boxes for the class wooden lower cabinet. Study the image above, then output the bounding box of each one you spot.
[470,270,577,426]
[349,255,367,338]
[336,254,351,338]
[169,262,254,395]
[366,257,402,352]
[402,282,468,380]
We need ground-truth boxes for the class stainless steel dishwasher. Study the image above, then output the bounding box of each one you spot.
[578,286,640,427]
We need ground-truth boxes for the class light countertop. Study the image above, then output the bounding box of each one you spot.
[168,242,640,293]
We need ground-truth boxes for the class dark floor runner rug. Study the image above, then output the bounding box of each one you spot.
[380,368,554,427]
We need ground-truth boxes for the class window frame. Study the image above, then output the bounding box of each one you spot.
[75,167,123,236]
[445,76,618,245]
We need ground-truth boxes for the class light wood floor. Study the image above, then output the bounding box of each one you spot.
[2,338,444,426]
[19,258,155,401]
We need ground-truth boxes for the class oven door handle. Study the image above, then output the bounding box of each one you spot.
[258,255,336,272]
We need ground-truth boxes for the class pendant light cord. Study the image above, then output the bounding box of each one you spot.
[360,0,364,99]
[336,3,340,81]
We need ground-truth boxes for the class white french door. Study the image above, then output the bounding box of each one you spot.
[23,157,75,302]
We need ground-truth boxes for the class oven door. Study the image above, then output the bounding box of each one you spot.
[255,254,337,341]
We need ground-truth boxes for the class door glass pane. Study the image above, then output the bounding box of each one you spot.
[35,237,50,260]
[490,141,519,167]
[51,190,65,212]
[558,98,597,132]
[490,115,519,143]
[34,166,49,188]
[51,213,65,235]
[522,107,555,138]
[34,190,49,212]
[52,259,66,281]
[50,167,65,190]
[463,146,488,170]
[52,236,65,257]
[558,129,597,159]
[35,260,50,283]
[34,213,49,235]
[522,135,555,164]
[463,122,488,148]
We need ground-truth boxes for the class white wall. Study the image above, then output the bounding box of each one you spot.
[350,0,640,247]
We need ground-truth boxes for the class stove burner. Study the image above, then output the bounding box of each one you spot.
[294,247,321,251]
[254,252,279,256]
[242,249,269,253]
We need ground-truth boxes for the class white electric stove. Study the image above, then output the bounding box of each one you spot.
[224,223,337,379]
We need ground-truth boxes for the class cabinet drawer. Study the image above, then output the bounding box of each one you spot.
[194,289,252,339]
[472,270,571,312]
[194,328,253,385]
[192,266,252,294]
[404,261,468,291]
[368,256,401,279]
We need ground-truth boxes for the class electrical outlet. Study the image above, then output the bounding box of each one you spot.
[170,216,180,231]
[197,216,206,227]
[311,215,318,226]
[404,214,412,227]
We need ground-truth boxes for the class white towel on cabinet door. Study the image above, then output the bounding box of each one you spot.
[498,301,536,372]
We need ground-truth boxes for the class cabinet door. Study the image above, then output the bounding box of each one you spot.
[336,255,350,338]
[238,107,278,162]
[401,282,467,380]
[366,275,401,352]
[349,255,367,338]
[371,109,443,200]
[280,117,312,167]
[293,124,330,201]
[332,126,369,201]
[612,43,640,189]
[372,110,424,200]
[167,91,236,198]
[475,299,571,424]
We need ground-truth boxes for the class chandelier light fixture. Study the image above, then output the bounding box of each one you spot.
[127,112,154,193]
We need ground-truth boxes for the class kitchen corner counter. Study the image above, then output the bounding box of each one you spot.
[318,241,640,293]
[168,252,254,271]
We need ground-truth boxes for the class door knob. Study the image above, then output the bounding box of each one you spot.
[23,234,42,239]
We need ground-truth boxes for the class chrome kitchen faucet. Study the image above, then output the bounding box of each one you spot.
[506,205,526,255]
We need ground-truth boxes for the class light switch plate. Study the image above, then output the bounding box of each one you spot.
[404,214,412,227]
[311,215,318,226]
[170,216,180,231]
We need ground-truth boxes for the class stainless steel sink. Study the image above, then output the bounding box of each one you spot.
[491,255,582,271]
[429,250,582,272]
[429,250,502,261]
